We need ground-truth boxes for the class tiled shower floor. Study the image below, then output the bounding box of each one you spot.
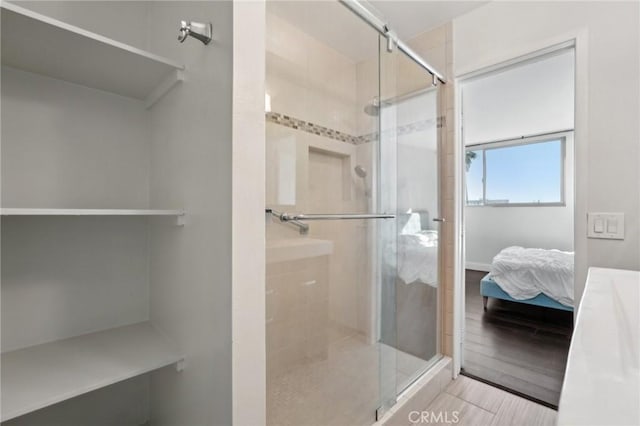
[267,327,435,426]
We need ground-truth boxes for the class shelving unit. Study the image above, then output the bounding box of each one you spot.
[1,322,184,422]
[0,3,190,418]
[1,2,185,107]
[1,1,225,422]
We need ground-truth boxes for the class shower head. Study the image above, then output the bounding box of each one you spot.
[363,96,380,116]
[363,103,379,117]
[354,165,367,178]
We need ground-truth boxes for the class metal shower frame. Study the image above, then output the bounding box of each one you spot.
[339,0,447,84]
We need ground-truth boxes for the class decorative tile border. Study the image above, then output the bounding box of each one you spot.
[266,111,438,145]
[266,112,360,144]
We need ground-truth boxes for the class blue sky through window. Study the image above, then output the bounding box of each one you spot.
[466,139,563,205]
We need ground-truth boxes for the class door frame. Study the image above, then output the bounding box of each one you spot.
[452,32,588,375]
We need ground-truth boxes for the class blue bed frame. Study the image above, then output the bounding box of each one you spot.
[480,274,573,312]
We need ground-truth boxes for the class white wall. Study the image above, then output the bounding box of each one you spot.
[454,1,640,302]
[466,206,574,270]
[145,2,233,425]
[232,2,266,424]
[1,66,150,209]
[465,136,575,269]
[462,49,575,145]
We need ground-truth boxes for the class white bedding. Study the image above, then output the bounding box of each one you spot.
[392,230,438,287]
[490,246,574,306]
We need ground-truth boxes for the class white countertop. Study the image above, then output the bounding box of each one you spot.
[558,267,640,426]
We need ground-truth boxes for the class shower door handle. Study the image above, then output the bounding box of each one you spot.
[433,218,446,222]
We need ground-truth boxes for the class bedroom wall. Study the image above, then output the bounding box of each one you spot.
[465,136,575,270]
[454,1,640,304]
[466,207,574,271]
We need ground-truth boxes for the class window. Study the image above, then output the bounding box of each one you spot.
[465,137,565,206]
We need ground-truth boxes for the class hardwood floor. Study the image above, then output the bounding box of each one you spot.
[462,270,573,407]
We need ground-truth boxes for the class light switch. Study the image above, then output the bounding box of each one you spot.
[588,212,625,240]
[594,218,604,233]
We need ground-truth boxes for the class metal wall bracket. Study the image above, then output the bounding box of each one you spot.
[386,34,395,52]
[178,20,213,45]
[266,209,309,235]
[176,212,187,227]
[384,26,398,53]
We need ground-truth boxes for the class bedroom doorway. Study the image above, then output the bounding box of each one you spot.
[458,44,576,408]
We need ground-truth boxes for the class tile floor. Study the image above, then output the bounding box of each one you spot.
[405,375,557,426]
[267,327,439,426]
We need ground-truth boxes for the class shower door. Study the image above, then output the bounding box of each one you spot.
[264,3,391,425]
[378,35,443,415]
[264,2,443,423]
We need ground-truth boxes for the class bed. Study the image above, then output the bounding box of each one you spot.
[481,274,573,312]
[481,246,574,312]
[382,212,439,359]
[392,212,438,287]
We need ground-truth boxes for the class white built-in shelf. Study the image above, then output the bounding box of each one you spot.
[1,322,183,422]
[1,2,185,108]
[1,208,185,216]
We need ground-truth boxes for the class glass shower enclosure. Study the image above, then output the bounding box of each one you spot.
[264,1,443,423]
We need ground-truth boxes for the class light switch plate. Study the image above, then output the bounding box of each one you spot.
[587,212,625,240]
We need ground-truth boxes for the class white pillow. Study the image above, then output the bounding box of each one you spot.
[401,213,422,235]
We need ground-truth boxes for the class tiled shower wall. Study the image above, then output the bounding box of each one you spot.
[265,13,359,138]
[266,256,330,377]
[265,10,374,339]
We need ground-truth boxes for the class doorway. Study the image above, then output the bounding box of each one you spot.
[458,45,576,407]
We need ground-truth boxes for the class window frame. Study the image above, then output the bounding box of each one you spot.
[465,132,568,207]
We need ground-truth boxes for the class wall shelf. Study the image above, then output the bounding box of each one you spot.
[1,2,185,105]
[1,322,184,422]
[1,208,185,217]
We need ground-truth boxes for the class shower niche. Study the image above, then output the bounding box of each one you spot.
[1,2,232,425]
[266,126,366,211]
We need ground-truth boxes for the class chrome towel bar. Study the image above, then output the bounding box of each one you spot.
[273,211,395,222]
[266,209,395,235]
